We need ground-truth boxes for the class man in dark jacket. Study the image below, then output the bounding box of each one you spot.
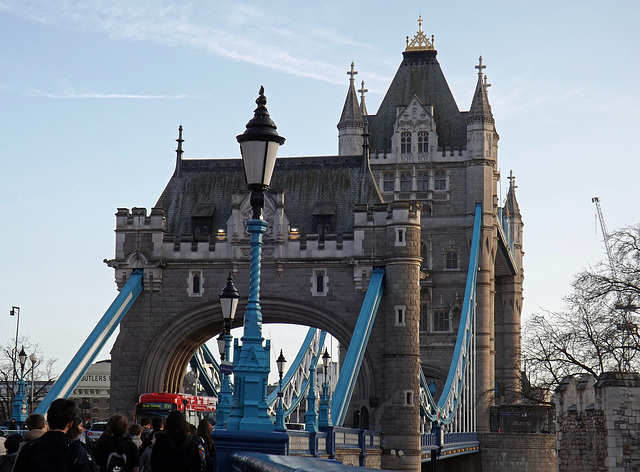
[12,398,97,472]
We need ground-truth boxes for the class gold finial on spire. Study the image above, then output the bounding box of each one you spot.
[405,15,435,51]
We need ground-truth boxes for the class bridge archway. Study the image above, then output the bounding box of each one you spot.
[138,297,376,404]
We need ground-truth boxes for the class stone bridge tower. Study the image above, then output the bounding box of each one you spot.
[107,18,524,470]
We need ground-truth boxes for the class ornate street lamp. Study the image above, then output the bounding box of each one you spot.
[216,275,239,428]
[319,348,333,427]
[236,86,285,220]
[11,346,28,427]
[274,350,287,432]
[29,353,37,413]
[225,87,285,432]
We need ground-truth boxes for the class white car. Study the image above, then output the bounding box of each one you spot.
[86,422,107,441]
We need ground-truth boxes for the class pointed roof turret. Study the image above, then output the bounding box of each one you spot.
[367,17,467,151]
[467,56,495,125]
[173,125,184,178]
[505,170,521,217]
[359,80,369,116]
[337,62,364,131]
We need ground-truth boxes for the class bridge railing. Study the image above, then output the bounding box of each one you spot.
[421,432,480,462]
[286,427,382,467]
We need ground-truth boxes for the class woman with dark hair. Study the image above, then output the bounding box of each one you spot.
[67,417,87,443]
[150,411,205,472]
[196,419,214,472]
[94,414,140,472]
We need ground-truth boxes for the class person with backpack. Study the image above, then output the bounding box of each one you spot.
[196,419,214,472]
[12,398,98,472]
[94,414,140,472]
[150,411,205,472]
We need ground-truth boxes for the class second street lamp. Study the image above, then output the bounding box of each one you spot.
[274,350,287,432]
[319,348,333,427]
[10,346,29,427]
[217,275,239,429]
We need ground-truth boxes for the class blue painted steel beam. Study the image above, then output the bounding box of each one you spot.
[267,328,326,416]
[189,346,218,397]
[435,204,481,423]
[35,270,144,415]
[331,268,385,426]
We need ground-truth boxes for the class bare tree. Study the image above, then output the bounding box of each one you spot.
[522,225,640,395]
[0,338,57,421]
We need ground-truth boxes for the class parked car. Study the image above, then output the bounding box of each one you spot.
[86,422,107,441]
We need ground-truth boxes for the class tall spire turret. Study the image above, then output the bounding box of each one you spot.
[337,62,364,155]
[173,125,184,178]
[359,80,368,116]
[506,170,521,218]
[467,56,495,124]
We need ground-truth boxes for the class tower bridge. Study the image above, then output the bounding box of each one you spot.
[32,19,554,471]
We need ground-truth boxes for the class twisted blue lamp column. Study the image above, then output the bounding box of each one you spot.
[225,217,273,431]
[211,88,287,472]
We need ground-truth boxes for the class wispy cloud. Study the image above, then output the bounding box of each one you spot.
[27,90,203,99]
[0,0,389,88]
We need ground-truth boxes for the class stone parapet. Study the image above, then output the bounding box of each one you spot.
[556,372,640,471]
[479,432,557,471]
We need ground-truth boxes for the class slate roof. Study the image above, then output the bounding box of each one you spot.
[154,155,383,238]
[367,48,467,152]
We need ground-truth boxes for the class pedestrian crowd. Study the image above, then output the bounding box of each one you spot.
[1,399,215,472]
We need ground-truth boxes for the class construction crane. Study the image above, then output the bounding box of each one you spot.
[592,197,617,279]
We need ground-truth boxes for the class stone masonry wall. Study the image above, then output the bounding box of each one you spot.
[556,372,640,472]
[479,433,557,472]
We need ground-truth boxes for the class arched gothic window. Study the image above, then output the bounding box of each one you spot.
[383,173,394,192]
[401,132,412,154]
[418,131,428,153]
[435,171,446,191]
[400,172,411,191]
[417,172,428,191]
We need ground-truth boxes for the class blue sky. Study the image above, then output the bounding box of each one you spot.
[1,1,639,383]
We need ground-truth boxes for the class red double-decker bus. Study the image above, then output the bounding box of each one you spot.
[134,393,216,426]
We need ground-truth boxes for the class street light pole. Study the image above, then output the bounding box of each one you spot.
[10,346,28,428]
[274,350,287,432]
[10,306,20,393]
[225,86,285,432]
[29,353,37,414]
[319,348,333,427]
